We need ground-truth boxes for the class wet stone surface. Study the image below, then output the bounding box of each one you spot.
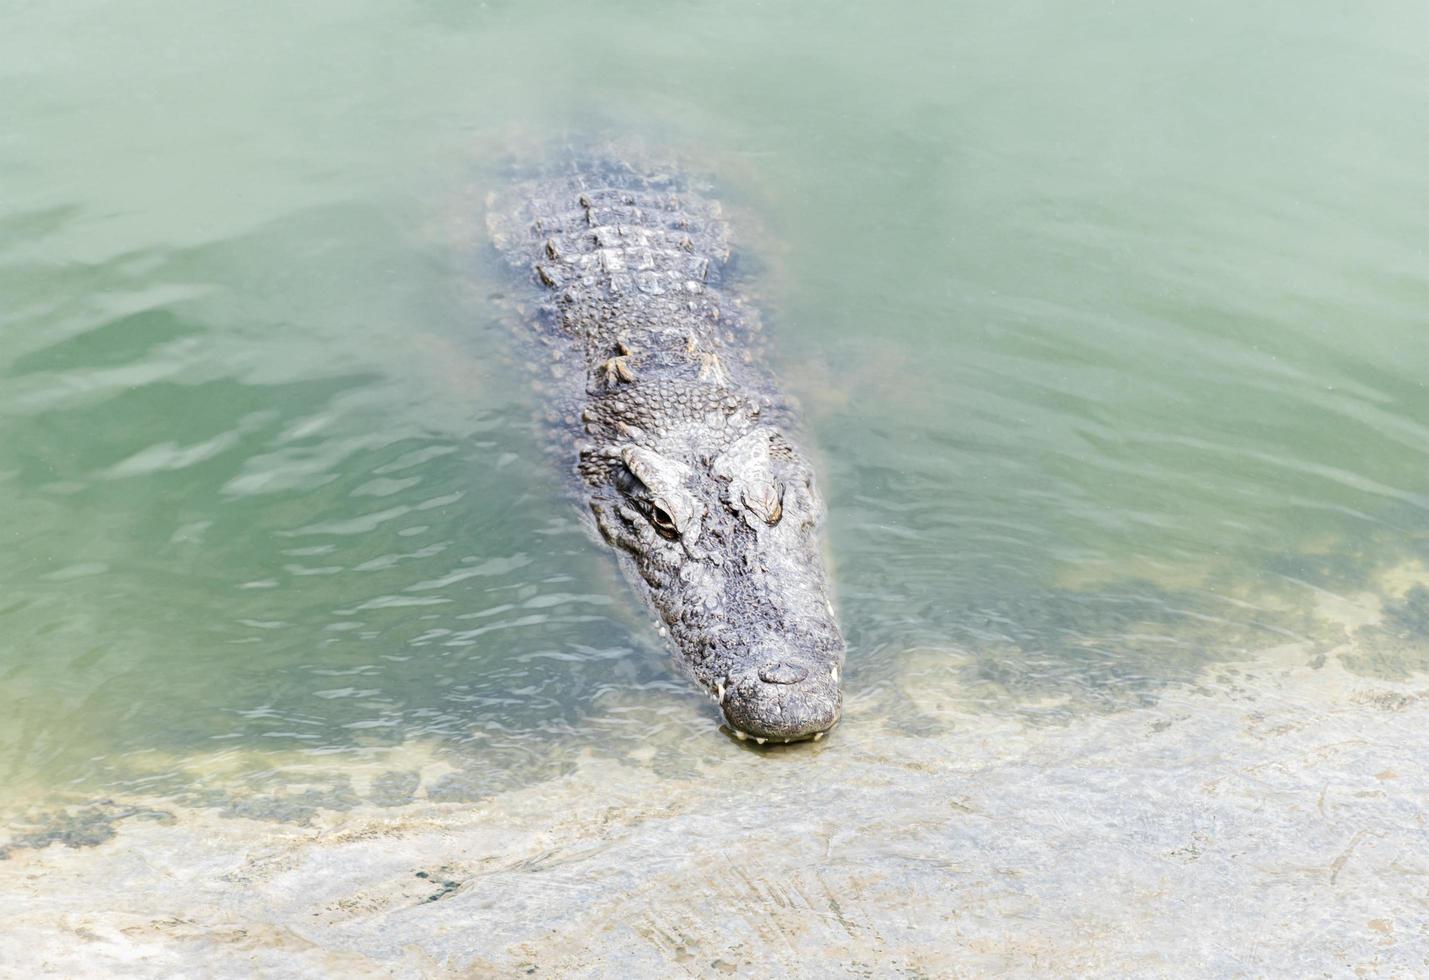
[2,646,1426,977]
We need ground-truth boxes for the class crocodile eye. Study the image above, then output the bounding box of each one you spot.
[766,492,783,526]
[648,503,681,540]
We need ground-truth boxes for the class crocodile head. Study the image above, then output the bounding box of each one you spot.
[586,426,844,743]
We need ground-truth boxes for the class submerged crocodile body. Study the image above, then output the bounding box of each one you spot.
[487,157,844,742]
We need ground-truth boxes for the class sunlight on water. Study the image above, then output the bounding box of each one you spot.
[2,0,1426,817]
[4,2,1429,973]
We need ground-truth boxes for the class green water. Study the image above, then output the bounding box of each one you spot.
[2,0,1427,802]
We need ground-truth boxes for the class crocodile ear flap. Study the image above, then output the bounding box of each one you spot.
[621,445,688,490]
[621,446,701,542]
[712,428,783,527]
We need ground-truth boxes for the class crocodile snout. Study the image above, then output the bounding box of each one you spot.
[721,657,841,743]
[757,660,808,685]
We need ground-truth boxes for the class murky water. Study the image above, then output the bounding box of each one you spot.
[3,0,1427,972]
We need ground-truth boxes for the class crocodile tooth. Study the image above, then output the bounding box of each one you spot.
[755,737,767,745]
[734,730,748,741]
[813,732,824,742]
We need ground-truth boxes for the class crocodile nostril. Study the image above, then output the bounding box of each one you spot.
[758,661,808,685]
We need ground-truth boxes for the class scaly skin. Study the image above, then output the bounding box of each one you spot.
[487,158,843,742]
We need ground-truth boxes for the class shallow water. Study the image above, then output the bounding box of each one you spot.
[2,0,1428,971]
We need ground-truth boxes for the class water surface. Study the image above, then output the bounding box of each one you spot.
[2,0,1427,827]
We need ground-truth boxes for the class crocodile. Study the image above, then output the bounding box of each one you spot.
[486,155,844,743]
